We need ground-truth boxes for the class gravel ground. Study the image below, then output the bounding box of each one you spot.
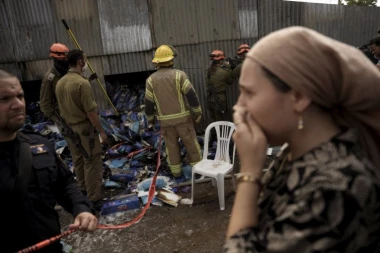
[59,179,236,253]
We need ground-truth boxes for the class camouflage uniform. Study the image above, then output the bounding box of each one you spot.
[40,67,63,126]
[206,66,233,121]
[231,63,242,80]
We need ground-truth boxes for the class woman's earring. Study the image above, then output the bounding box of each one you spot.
[298,116,304,130]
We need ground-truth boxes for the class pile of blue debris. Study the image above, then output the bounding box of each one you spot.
[26,80,283,219]
[25,101,45,125]
[25,81,212,206]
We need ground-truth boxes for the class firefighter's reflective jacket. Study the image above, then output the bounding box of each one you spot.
[144,68,202,127]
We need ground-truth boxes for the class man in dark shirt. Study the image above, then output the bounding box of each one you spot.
[369,35,380,70]
[0,68,98,253]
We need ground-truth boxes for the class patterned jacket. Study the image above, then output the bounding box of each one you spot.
[224,129,380,253]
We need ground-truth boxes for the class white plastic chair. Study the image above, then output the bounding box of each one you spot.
[191,121,236,210]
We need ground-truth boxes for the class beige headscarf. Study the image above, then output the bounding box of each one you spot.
[248,26,380,169]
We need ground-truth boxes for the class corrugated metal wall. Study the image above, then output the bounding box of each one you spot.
[97,0,152,54]
[342,5,380,46]
[0,1,15,62]
[101,51,155,75]
[51,0,103,56]
[1,0,380,126]
[0,0,55,62]
[301,3,345,41]
[174,38,257,127]
[150,0,199,46]
[195,0,241,42]
[258,0,302,38]
[238,0,259,39]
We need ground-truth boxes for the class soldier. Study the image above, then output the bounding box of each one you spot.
[40,43,98,127]
[145,45,202,178]
[40,43,69,129]
[0,68,97,253]
[206,49,233,122]
[231,44,250,80]
[55,49,108,209]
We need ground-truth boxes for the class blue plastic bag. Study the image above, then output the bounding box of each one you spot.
[182,165,192,181]
[137,177,167,191]
[108,158,129,169]
[110,170,138,183]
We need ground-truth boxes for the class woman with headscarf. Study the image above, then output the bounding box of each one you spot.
[224,27,380,252]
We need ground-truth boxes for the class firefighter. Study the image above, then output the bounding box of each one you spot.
[40,43,69,129]
[231,44,250,80]
[206,50,233,122]
[145,45,202,178]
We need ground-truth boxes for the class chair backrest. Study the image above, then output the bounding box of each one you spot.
[203,121,236,164]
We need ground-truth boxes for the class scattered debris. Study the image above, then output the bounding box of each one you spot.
[180,198,193,205]
[100,194,140,216]
[26,80,280,218]
[157,188,182,207]
[61,241,73,253]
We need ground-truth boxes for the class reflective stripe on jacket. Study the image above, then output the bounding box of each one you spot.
[145,68,202,127]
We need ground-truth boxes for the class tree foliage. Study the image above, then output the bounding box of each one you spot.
[341,0,377,6]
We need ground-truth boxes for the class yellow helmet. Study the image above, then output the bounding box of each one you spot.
[152,45,177,63]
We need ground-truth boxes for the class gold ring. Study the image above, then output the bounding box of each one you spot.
[234,121,242,125]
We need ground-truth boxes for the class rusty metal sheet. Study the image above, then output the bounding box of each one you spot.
[97,0,152,54]
[238,0,259,39]
[24,59,52,81]
[101,51,155,75]
[195,0,240,43]
[301,3,344,41]
[0,62,25,81]
[51,0,103,56]
[258,0,302,37]
[2,0,55,62]
[81,56,108,110]
[342,5,380,47]
[0,1,16,62]
[150,0,199,46]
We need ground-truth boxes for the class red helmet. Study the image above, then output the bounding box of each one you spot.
[49,43,69,60]
[209,50,225,61]
[237,44,250,55]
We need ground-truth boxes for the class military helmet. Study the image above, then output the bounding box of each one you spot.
[237,44,250,55]
[209,50,225,61]
[49,43,69,60]
[152,45,177,63]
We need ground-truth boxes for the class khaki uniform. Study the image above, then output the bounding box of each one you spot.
[231,63,242,80]
[55,71,103,201]
[145,68,202,177]
[206,66,233,121]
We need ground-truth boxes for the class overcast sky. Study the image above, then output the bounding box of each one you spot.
[286,0,380,5]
